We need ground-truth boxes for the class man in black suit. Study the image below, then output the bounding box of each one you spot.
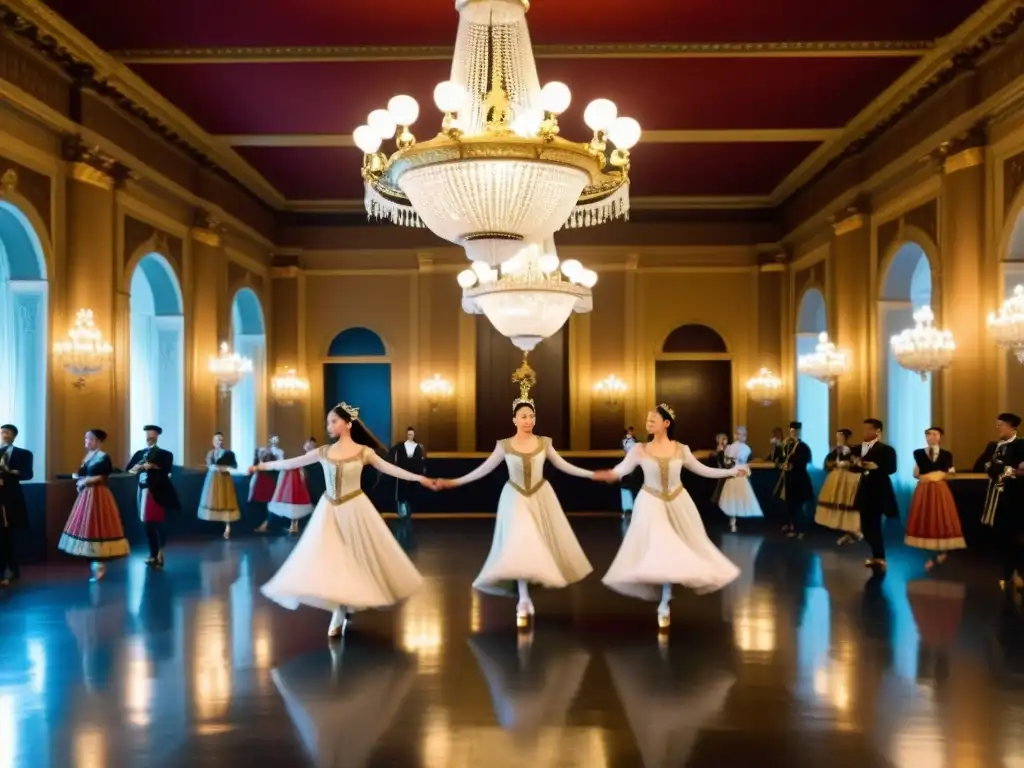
[0,423,33,586]
[850,418,898,572]
[126,425,179,568]
[773,421,814,539]
[389,427,426,519]
[975,413,1024,591]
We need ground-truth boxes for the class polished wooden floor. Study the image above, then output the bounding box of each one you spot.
[2,517,1023,767]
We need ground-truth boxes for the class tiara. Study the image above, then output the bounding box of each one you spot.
[657,402,676,420]
[511,358,537,412]
[335,402,360,420]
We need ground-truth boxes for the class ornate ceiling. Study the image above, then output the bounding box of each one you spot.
[42,0,989,212]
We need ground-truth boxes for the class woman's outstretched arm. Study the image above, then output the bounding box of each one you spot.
[255,450,320,472]
[445,443,506,488]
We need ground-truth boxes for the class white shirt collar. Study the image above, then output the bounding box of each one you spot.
[999,432,1019,446]
[862,438,879,451]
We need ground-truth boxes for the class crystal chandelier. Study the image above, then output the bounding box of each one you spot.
[891,305,955,381]
[53,308,113,389]
[746,368,783,406]
[352,0,639,268]
[209,341,252,393]
[797,332,850,388]
[271,368,310,406]
[458,240,595,350]
[989,284,1024,363]
[594,374,628,408]
[420,374,455,409]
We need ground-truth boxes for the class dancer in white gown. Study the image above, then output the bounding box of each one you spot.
[595,404,747,628]
[717,426,763,532]
[252,403,431,638]
[439,364,595,627]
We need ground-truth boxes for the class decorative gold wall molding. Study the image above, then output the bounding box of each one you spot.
[114,40,933,64]
[832,213,867,236]
[944,146,985,174]
[63,136,131,190]
[70,161,113,190]
[269,265,301,278]
[0,167,17,195]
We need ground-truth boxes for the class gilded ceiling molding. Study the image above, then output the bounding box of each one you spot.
[61,135,133,190]
[112,40,933,64]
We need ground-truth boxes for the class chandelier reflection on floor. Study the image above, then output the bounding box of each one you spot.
[797,332,850,388]
[891,306,955,380]
[988,284,1024,363]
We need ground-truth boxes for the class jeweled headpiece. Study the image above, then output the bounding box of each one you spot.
[511,358,536,412]
[657,402,676,420]
[335,402,360,421]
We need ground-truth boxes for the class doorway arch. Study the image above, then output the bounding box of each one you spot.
[880,241,932,509]
[323,327,392,445]
[129,253,184,463]
[0,200,48,476]
[230,288,266,466]
[795,287,829,464]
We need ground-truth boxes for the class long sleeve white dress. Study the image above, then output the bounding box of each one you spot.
[259,445,424,614]
[717,440,763,519]
[451,437,594,597]
[602,442,741,600]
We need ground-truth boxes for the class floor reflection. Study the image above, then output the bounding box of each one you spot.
[2,521,1024,766]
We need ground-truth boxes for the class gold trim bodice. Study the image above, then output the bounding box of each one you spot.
[638,444,685,501]
[318,446,368,505]
[502,437,549,497]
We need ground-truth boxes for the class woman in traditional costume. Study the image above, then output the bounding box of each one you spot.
[814,428,863,545]
[197,431,240,539]
[253,404,429,638]
[595,404,746,629]
[717,426,762,532]
[251,436,284,533]
[267,437,316,535]
[58,429,129,582]
[904,426,965,570]
[438,360,595,628]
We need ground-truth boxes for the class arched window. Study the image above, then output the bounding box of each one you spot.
[1002,211,1024,418]
[324,327,391,445]
[655,324,731,450]
[231,288,266,467]
[880,242,932,511]
[129,253,184,464]
[0,201,48,476]
[795,288,829,464]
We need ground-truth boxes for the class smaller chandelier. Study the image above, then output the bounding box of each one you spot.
[746,368,783,406]
[797,332,850,388]
[209,341,252,393]
[53,308,113,389]
[420,374,454,410]
[989,284,1024,363]
[594,374,628,408]
[458,240,595,352]
[271,368,309,406]
[891,306,955,381]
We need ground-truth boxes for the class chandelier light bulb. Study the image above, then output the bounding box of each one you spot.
[471,260,491,278]
[891,305,955,380]
[560,259,583,280]
[584,99,618,132]
[511,107,544,137]
[538,254,560,273]
[457,269,478,288]
[539,81,572,114]
[367,109,397,139]
[579,269,598,288]
[352,125,382,154]
[608,116,642,150]
[988,284,1024,364]
[433,80,467,113]
[387,94,420,126]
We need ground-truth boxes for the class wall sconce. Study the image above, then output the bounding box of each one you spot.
[745,367,783,406]
[209,341,252,394]
[53,308,113,389]
[271,367,310,406]
[420,374,454,410]
[594,374,628,408]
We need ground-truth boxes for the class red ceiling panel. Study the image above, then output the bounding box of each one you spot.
[45,0,986,49]
[134,56,914,135]
[235,142,817,200]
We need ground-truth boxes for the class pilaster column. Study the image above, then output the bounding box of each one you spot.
[751,256,786,445]
[189,235,225,462]
[268,264,307,452]
[831,209,873,430]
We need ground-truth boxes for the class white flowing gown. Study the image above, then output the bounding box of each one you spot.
[717,441,763,519]
[603,442,741,600]
[260,445,424,613]
[452,437,594,597]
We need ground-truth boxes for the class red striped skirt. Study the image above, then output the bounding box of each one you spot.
[904,479,965,551]
[58,485,130,560]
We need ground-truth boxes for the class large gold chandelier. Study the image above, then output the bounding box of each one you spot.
[352,0,639,348]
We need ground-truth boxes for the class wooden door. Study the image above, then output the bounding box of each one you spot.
[654,360,732,451]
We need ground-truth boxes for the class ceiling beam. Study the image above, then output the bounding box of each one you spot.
[219,128,839,148]
[114,41,931,64]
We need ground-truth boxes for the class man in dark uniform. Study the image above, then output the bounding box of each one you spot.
[389,427,426,519]
[975,413,1024,592]
[126,425,179,568]
[850,418,898,572]
[773,421,814,539]
[0,423,33,586]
